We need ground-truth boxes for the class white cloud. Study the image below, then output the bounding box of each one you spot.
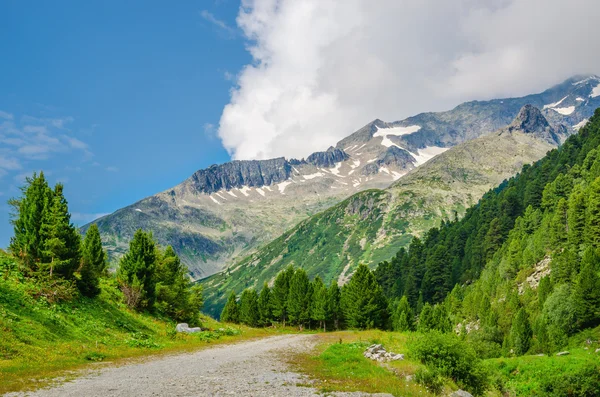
[0,111,13,120]
[218,0,600,160]
[200,10,236,38]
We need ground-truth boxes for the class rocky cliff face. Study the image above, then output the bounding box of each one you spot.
[87,76,600,279]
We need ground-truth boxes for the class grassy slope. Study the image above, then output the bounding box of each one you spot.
[291,328,600,397]
[0,251,276,394]
[202,131,556,317]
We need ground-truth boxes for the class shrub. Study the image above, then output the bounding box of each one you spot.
[539,363,600,396]
[409,331,489,396]
[415,367,445,395]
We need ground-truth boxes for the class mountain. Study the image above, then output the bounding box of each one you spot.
[86,75,600,279]
[200,105,569,316]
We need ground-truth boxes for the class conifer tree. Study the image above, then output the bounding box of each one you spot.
[287,268,311,327]
[509,308,532,356]
[572,262,600,329]
[78,224,106,297]
[310,276,327,331]
[567,186,586,248]
[422,246,451,303]
[258,282,273,327]
[393,295,415,332]
[341,264,388,329]
[326,280,341,330]
[239,288,259,327]
[432,304,453,333]
[117,229,157,309]
[40,183,80,279]
[537,276,552,308]
[272,265,294,326]
[220,291,239,323]
[586,178,600,247]
[9,172,53,272]
[418,303,435,332]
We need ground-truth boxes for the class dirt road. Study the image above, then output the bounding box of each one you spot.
[8,334,391,397]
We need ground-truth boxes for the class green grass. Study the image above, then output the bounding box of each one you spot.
[0,251,277,394]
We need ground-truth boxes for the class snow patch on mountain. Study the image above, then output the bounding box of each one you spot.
[590,83,600,98]
[238,186,251,197]
[303,172,324,180]
[573,119,589,130]
[543,96,567,109]
[374,125,421,148]
[210,196,221,205]
[552,106,575,115]
[277,181,292,194]
[256,188,266,197]
[227,191,237,198]
[410,146,449,166]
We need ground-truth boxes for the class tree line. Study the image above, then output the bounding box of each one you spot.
[8,172,202,324]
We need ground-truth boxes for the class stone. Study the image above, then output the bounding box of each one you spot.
[175,323,202,333]
[595,348,600,354]
[450,390,473,397]
[556,351,570,356]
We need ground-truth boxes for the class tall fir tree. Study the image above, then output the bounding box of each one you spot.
[117,229,157,309]
[421,246,451,304]
[9,172,53,272]
[78,224,106,297]
[326,280,341,330]
[509,308,532,356]
[258,282,273,327]
[272,265,294,326]
[287,268,311,328]
[586,177,600,247]
[393,295,415,332]
[572,262,600,329]
[239,288,260,327]
[310,276,327,331]
[567,186,586,248]
[220,291,239,323]
[341,264,388,329]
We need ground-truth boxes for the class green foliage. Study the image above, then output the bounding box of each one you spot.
[326,280,342,330]
[392,296,415,332]
[271,265,293,325]
[239,288,259,327]
[543,284,576,350]
[410,332,489,396]
[257,282,273,327]
[117,229,157,310]
[78,224,106,297]
[508,308,532,356]
[287,268,311,327]
[341,264,388,329]
[310,276,327,331]
[572,262,600,329]
[220,291,239,323]
[414,367,445,395]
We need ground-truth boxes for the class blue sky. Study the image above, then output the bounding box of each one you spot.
[0,0,247,246]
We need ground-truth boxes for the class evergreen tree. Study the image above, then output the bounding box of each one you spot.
[272,265,294,326]
[326,280,341,330]
[432,304,453,333]
[586,177,600,247]
[393,295,415,332]
[422,246,451,303]
[40,184,80,279]
[117,229,157,309]
[78,224,106,297]
[239,288,259,327]
[567,186,586,248]
[418,303,435,332]
[258,282,273,327]
[572,262,600,329]
[220,291,239,323]
[310,276,327,331]
[287,268,311,327]
[155,246,203,323]
[341,264,388,329]
[9,172,53,272]
[509,308,532,356]
[537,276,552,308]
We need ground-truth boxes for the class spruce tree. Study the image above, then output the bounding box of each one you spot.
[567,186,586,248]
[287,268,311,328]
[9,172,53,272]
[509,308,532,356]
[78,224,106,297]
[220,291,239,323]
[258,282,273,327]
[310,276,327,331]
[341,264,388,329]
[40,183,80,279]
[537,276,552,308]
[326,280,341,330]
[117,229,157,309]
[417,303,435,332]
[393,295,415,332]
[586,178,600,247]
[572,262,600,329]
[239,288,259,327]
[272,265,294,326]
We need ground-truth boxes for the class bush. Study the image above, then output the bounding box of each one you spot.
[539,363,600,396]
[409,331,489,396]
[415,367,445,395]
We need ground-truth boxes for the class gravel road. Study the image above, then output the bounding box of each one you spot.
[8,334,392,397]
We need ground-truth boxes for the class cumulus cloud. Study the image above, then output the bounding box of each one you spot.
[218,0,600,160]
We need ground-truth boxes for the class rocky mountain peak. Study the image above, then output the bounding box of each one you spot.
[305,147,349,168]
[510,105,550,133]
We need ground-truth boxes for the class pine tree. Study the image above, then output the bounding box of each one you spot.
[258,282,273,327]
[40,183,80,279]
[393,295,415,332]
[326,280,341,330]
[567,186,586,248]
[310,276,327,331]
[537,276,552,308]
[78,224,106,297]
[422,246,451,303]
[432,304,453,333]
[509,308,532,356]
[341,264,388,329]
[9,172,53,272]
[239,288,259,327]
[117,229,157,309]
[417,303,435,332]
[287,268,311,328]
[586,177,600,247]
[572,262,600,329]
[272,265,294,326]
[220,291,239,323]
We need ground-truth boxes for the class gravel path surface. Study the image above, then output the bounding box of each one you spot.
[8,334,392,397]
